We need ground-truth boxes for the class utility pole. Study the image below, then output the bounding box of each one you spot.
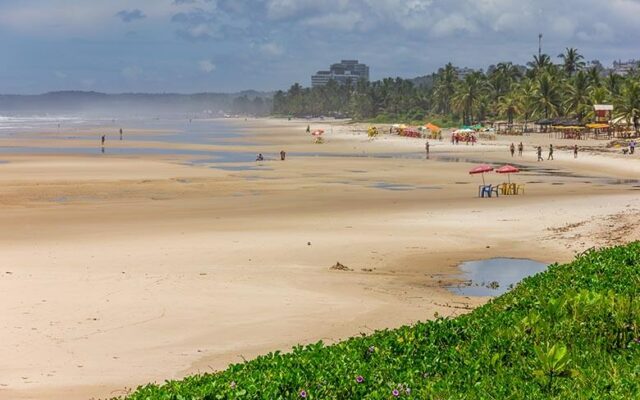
[538,33,543,58]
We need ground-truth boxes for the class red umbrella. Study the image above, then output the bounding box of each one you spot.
[495,164,520,183]
[469,164,494,185]
[311,129,324,136]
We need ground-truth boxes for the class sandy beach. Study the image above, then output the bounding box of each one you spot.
[1,118,639,400]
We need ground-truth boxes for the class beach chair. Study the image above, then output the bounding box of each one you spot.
[516,184,525,195]
[478,185,488,197]
[479,184,490,198]
[490,185,500,197]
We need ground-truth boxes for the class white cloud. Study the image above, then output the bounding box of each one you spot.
[302,11,363,31]
[429,13,478,37]
[260,42,285,57]
[577,22,614,43]
[198,60,216,73]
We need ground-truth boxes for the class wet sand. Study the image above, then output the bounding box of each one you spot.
[1,118,639,399]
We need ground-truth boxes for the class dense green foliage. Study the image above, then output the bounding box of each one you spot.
[123,243,640,399]
[273,49,640,130]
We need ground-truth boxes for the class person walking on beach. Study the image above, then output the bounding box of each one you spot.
[548,144,554,160]
[119,128,123,141]
[256,153,264,161]
[510,143,515,157]
[574,144,578,158]
[518,142,523,156]
[537,146,543,161]
[101,135,105,146]
[306,125,310,134]
[425,141,430,158]
[630,140,636,155]
[280,150,286,161]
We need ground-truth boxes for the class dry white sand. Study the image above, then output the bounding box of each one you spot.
[1,119,639,399]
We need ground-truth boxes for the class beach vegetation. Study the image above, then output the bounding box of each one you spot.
[121,242,640,399]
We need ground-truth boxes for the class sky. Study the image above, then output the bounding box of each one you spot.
[1,0,639,94]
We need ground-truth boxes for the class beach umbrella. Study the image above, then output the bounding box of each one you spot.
[311,129,324,136]
[495,164,520,184]
[469,164,494,185]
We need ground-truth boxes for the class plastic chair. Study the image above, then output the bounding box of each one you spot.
[516,184,525,194]
[479,184,492,198]
[490,185,500,197]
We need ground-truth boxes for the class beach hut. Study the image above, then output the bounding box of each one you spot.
[594,105,613,123]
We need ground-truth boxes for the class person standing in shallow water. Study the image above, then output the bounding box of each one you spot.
[101,135,105,146]
[280,150,286,161]
[119,128,123,140]
[510,143,515,157]
[425,141,430,158]
[518,142,523,156]
[548,144,554,160]
[574,144,578,158]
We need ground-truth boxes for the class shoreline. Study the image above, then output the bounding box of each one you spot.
[0,118,639,399]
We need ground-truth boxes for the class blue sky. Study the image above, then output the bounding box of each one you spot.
[1,0,639,94]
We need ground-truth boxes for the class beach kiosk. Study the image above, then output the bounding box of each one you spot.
[590,105,613,139]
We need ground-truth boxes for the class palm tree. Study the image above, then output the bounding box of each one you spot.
[517,80,537,132]
[489,62,522,104]
[615,80,640,134]
[558,48,585,76]
[527,54,553,77]
[564,71,592,121]
[497,90,522,125]
[605,73,623,97]
[586,66,601,87]
[452,72,489,125]
[433,63,457,115]
[533,73,563,119]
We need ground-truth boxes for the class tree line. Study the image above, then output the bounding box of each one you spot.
[272,48,640,130]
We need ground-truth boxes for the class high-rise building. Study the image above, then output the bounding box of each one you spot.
[311,60,369,87]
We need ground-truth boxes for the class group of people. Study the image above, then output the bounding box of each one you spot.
[451,133,477,145]
[536,145,554,161]
[256,151,287,162]
[509,142,525,157]
[99,128,124,152]
[511,142,579,161]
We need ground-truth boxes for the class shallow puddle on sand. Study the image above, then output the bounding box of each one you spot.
[448,258,548,297]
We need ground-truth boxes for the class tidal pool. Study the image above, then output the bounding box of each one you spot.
[448,258,548,297]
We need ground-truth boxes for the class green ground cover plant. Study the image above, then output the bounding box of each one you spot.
[122,243,640,399]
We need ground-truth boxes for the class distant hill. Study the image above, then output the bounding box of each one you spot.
[0,90,274,116]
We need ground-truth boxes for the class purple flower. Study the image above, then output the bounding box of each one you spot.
[392,389,400,397]
[356,375,364,383]
[299,390,307,398]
